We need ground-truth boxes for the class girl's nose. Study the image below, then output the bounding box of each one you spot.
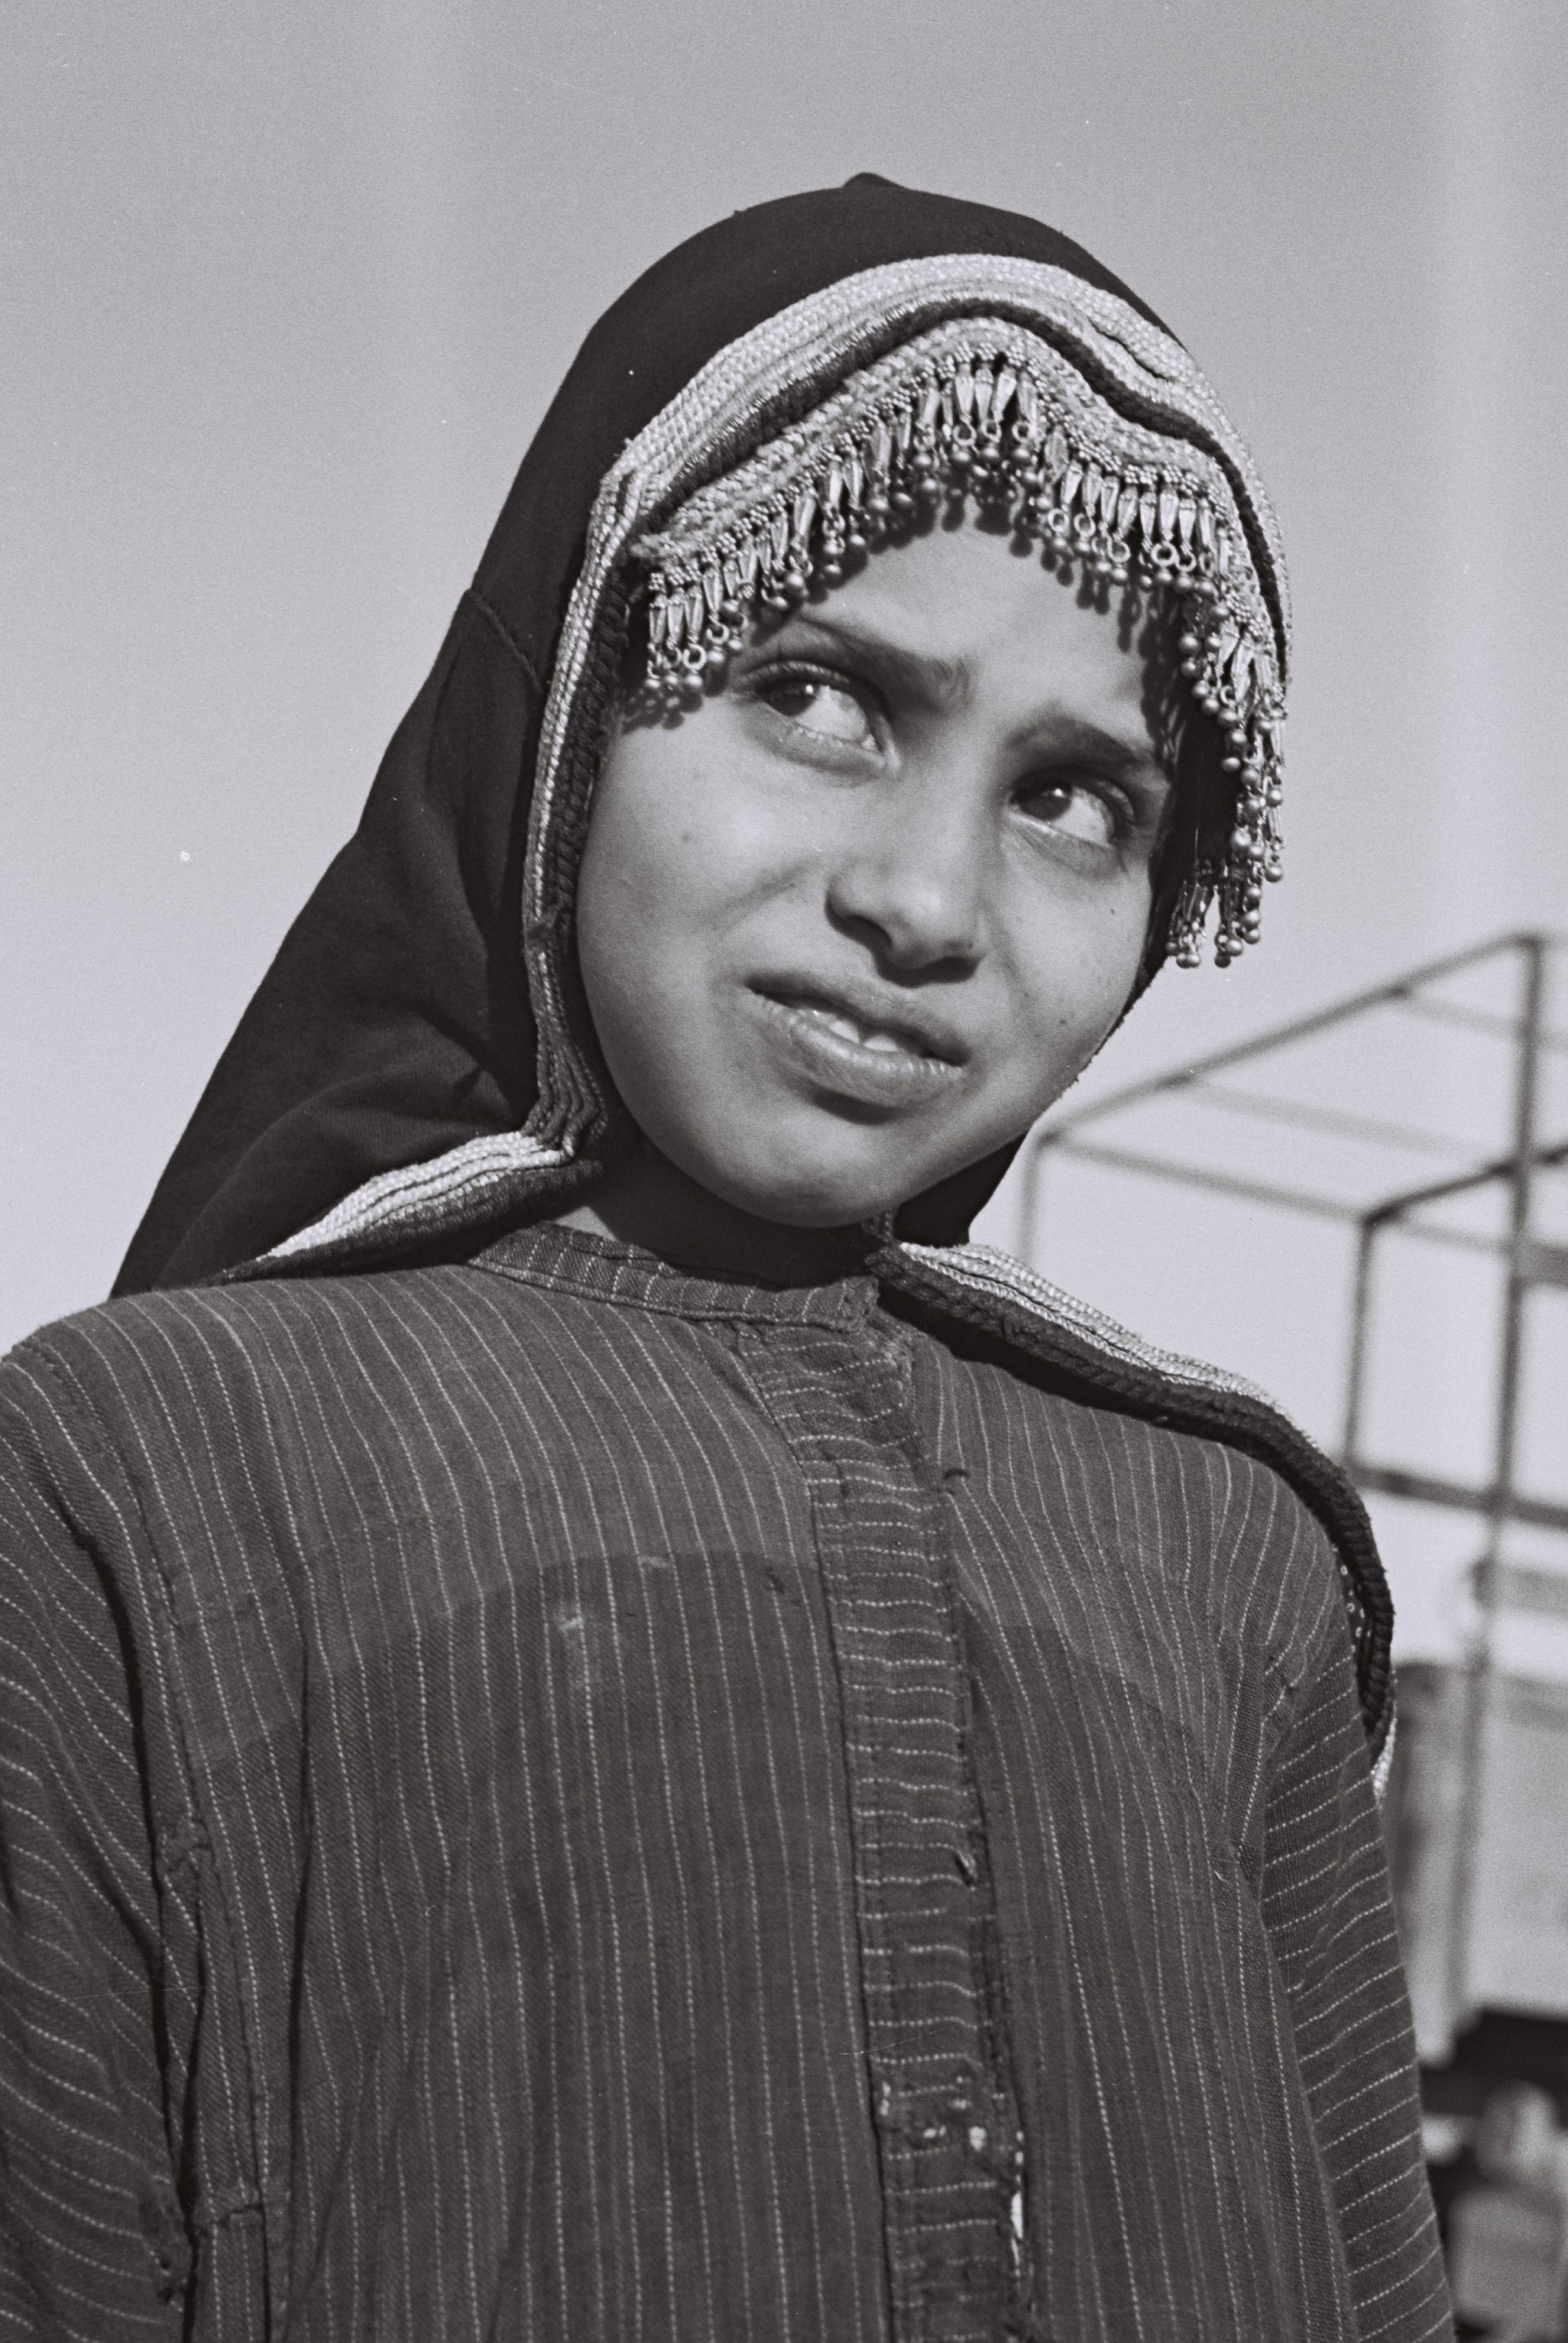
[824,777,987,973]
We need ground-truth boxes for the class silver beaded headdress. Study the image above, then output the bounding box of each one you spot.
[627,313,1285,967]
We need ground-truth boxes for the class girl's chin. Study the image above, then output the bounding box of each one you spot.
[663,1100,1005,1230]
[702,1156,951,1231]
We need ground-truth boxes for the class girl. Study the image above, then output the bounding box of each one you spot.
[0,176,1452,2340]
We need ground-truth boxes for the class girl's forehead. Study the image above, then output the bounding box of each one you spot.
[745,520,1165,741]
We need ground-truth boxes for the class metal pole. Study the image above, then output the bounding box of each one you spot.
[1446,934,1548,2030]
[1018,1129,1052,1267]
[1342,1216,1379,1470]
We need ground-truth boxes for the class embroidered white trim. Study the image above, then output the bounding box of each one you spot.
[902,1238,1395,1765]
[263,1131,569,1263]
[896,1238,1288,1415]
[1371,1710,1398,1805]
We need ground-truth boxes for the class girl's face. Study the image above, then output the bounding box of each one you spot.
[576,517,1174,1230]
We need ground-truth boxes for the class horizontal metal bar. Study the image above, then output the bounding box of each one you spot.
[1040,934,1549,1140]
[1493,1562,1568,1623]
[1195,1084,1476,1159]
[1352,1461,1568,1534]
[1519,1238,1568,1289]
[1042,1139,1359,1222]
[1369,1134,1568,1223]
[1045,1140,1511,1256]
[1397,992,1568,1056]
[1373,1218,1505,1261]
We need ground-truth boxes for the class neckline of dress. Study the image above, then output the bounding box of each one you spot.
[471,1216,886,1330]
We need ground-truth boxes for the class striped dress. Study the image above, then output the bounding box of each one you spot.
[0,1222,1453,2340]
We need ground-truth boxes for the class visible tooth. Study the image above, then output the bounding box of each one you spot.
[815,1006,910,1053]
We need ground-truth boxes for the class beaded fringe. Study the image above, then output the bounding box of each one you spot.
[630,319,1285,967]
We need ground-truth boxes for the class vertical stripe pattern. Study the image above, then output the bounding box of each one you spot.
[0,1224,1452,2340]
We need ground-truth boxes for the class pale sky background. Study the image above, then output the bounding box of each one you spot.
[5,0,1566,1661]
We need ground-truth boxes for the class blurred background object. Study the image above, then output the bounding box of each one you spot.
[1445,2082,1568,2339]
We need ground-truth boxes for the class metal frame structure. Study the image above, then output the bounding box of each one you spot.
[1019,933,1568,2024]
[1020,932,1567,1534]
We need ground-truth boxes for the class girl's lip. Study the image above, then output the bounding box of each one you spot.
[747,987,967,1110]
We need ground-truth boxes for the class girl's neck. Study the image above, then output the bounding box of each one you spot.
[553,1144,873,1287]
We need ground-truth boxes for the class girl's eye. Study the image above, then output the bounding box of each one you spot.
[763,673,878,749]
[1018,777,1122,847]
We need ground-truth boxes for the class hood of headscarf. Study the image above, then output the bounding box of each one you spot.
[116,174,1286,1297]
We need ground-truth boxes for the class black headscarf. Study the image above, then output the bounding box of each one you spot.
[115,177,1252,1296]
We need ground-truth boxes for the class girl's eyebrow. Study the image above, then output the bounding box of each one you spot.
[756,611,973,714]
[1017,715,1173,792]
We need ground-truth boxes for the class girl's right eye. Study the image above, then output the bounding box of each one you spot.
[760,672,879,750]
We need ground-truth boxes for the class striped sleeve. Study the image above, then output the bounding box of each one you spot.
[0,1350,186,2339]
[1261,1597,1453,2343]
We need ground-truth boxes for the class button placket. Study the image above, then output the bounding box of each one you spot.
[737,1318,1029,2341]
